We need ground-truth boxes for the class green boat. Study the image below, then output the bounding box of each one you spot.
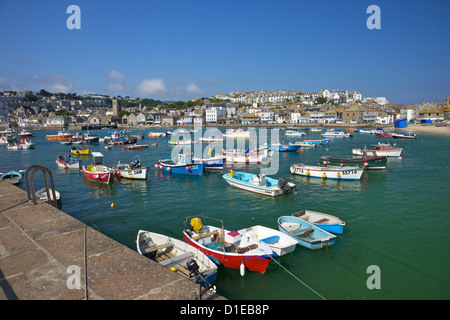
[318,153,388,170]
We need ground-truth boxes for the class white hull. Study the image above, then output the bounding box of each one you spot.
[352,148,402,157]
[114,164,149,179]
[224,177,288,196]
[290,163,364,180]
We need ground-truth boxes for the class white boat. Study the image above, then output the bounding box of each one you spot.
[352,142,403,157]
[19,129,34,137]
[35,188,61,205]
[0,136,8,144]
[223,171,297,196]
[223,129,251,139]
[6,139,35,150]
[136,230,218,286]
[199,136,223,142]
[55,155,82,169]
[235,225,298,256]
[285,130,307,137]
[288,141,316,148]
[112,156,149,180]
[147,132,166,138]
[221,147,269,164]
[291,210,345,234]
[321,129,352,138]
[290,163,364,180]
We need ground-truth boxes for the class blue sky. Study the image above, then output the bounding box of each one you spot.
[0,0,449,104]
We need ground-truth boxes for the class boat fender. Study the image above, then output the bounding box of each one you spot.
[186,166,190,171]
[155,164,159,168]
[364,162,369,167]
[167,167,171,171]
[322,173,327,178]
[337,173,341,178]
[306,170,310,175]
[323,160,327,165]
[240,262,245,277]
[340,163,344,167]
[228,170,233,177]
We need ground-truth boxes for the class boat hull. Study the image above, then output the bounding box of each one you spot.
[183,231,272,274]
[114,165,149,179]
[81,165,113,183]
[157,160,204,175]
[223,172,296,196]
[318,155,387,170]
[203,157,225,170]
[56,159,81,169]
[292,210,345,234]
[290,163,364,180]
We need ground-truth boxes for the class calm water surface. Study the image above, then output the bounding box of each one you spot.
[1,127,449,300]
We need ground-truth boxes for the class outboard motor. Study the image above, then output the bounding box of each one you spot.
[278,177,295,193]
[186,258,215,300]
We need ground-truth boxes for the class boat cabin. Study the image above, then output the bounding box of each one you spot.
[178,152,192,164]
[91,152,105,170]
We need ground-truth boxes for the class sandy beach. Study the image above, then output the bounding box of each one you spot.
[397,124,450,136]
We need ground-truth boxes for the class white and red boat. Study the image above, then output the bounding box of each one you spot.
[19,129,34,137]
[183,216,275,275]
[80,152,115,183]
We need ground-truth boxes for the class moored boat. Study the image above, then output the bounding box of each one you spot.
[56,155,82,169]
[223,128,251,139]
[292,210,345,234]
[70,147,90,156]
[321,129,352,138]
[221,147,269,164]
[223,171,297,197]
[80,152,115,183]
[284,130,307,137]
[183,216,275,274]
[290,163,364,180]
[277,215,337,250]
[35,188,61,206]
[147,132,166,138]
[318,153,388,170]
[46,129,73,140]
[0,170,23,185]
[137,230,218,286]
[269,143,301,152]
[391,132,417,139]
[352,142,403,157]
[156,153,204,175]
[19,129,34,137]
[112,156,149,180]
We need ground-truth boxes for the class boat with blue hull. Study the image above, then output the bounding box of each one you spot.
[291,210,345,234]
[156,153,204,176]
[277,215,337,250]
[269,143,301,152]
[202,156,225,170]
[223,171,296,196]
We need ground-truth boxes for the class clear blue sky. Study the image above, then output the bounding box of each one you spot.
[0,0,449,104]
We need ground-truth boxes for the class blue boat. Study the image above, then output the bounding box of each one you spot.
[223,171,297,197]
[156,153,204,176]
[270,143,301,152]
[302,139,330,145]
[202,156,225,170]
[0,170,23,185]
[277,215,337,250]
[291,210,345,234]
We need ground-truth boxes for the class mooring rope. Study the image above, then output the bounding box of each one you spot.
[271,258,327,300]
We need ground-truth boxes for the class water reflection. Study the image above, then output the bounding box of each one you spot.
[80,176,118,198]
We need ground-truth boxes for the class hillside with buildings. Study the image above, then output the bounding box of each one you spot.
[1,89,449,129]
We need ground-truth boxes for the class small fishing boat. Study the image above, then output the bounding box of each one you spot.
[156,153,204,176]
[35,188,61,205]
[19,129,34,137]
[121,144,149,150]
[137,230,218,286]
[46,129,73,140]
[6,139,35,150]
[82,131,100,144]
[0,171,23,185]
[223,128,251,139]
[318,153,388,170]
[288,141,316,148]
[147,132,166,138]
[290,163,365,180]
[80,152,115,183]
[201,156,226,170]
[321,129,352,138]
[70,147,90,155]
[277,215,337,250]
[112,156,149,180]
[168,139,193,145]
[310,128,322,132]
[302,139,330,145]
[352,143,403,157]
[221,147,269,164]
[59,140,72,145]
[284,130,307,137]
[223,171,297,196]
[391,132,417,139]
[183,216,275,275]
[269,143,301,152]
[56,155,82,169]
[199,136,224,142]
[291,210,345,234]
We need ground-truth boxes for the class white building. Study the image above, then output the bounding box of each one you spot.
[205,106,227,124]
[374,97,389,105]
[259,111,274,123]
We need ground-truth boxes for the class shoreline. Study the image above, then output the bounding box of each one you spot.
[396,124,450,136]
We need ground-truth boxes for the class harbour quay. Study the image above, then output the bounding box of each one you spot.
[0,181,224,300]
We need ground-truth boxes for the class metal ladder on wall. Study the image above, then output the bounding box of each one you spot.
[24,165,59,208]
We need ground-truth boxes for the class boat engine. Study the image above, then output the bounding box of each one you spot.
[278,177,296,194]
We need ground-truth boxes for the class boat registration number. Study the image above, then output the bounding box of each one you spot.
[132,169,142,174]
[341,170,357,175]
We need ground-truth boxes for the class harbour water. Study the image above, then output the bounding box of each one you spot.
[1,128,449,300]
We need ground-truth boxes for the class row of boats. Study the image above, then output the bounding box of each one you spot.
[136,210,345,289]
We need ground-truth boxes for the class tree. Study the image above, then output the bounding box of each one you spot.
[22,93,40,102]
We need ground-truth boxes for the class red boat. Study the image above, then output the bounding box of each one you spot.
[80,152,114,183]
[19,129,34,137]
[183,216,274,275]
[375,132,392,137]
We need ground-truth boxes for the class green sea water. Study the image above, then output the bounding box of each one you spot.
[1,127,449,300]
